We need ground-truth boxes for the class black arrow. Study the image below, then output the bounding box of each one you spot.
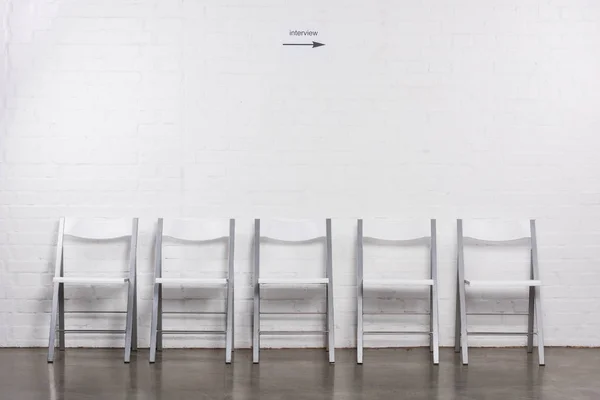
[283,41,325,48]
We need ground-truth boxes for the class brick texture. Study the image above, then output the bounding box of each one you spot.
[1,0,600,348]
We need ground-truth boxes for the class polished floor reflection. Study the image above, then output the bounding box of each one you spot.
[1,348,599,399]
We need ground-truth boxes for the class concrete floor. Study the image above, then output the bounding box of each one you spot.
[0,348,599,399]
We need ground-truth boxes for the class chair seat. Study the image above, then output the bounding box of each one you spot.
[363,279,434,286]
[54,277,128,284]
[155,277,227,285]
[465,279,541,287]
[258,278,329,285]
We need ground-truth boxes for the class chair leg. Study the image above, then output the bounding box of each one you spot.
[534,286,545,366]
[357,282,363,364]
[455,223,469,365]
[47,282,60,363]
[149,282,160,363]
[327,281,335,364]
[157,284,163,351]
[325,219,335,364]
[132,282,138,352]
[458,278,469,365]
[252,283,260,364]
[356,221,364,364]
[429,286,433,353]
[527,285,535,353]
[454,277,461,353]
[225,280,234,364]
[58,283,65,351]
[530,220,545,366]
[325,283,330,352]
[431,284,440,365]
[124,279,135,363]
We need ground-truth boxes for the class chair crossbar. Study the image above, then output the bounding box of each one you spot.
[155,277,227,285]
[465,279,541,287]
[467,331,536,336]
[53,277,128,284]
[64,311,126,314]
[258,278,328,285]
[260,311,326,315]
[467,312,529,316]
[160,330,226,335]
[259,330,327,336]
[59,329,126,334]
[364,279,434,286]
[162,311,225,315]
[364,311,430,316]
[363,330,432,335]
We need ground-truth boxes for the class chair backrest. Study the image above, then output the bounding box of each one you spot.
[358,219,437,280]
[155,218,235,278]
[63,218,135,240]
[161,218,233,242]
[258,219,327,242]
[55,217,138,278]
[459,219,533,246]
[253,219,332,278]
[361,219,434,245]
[457,219,539,282]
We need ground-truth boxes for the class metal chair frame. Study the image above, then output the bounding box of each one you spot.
[149,218,235,363]
[252,218,335,364]
[455,219,545,365]
[356,219,439,364]
[47,217,138,363]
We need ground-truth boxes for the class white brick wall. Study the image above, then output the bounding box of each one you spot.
[1,0,600,348]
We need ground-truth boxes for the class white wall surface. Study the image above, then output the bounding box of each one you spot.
[1,0,600,348]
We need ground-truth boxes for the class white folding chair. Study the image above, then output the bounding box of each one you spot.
[357,219,439,364]
[47,217,138,363]
[455,219,545,365]
[252,219,335,364]
[149,218,235,363]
